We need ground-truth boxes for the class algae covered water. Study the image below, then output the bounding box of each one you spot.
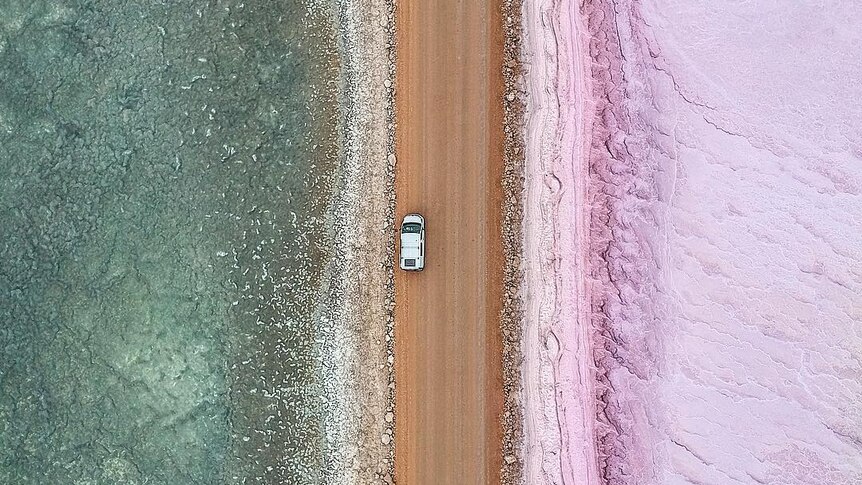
[0,1,341,483]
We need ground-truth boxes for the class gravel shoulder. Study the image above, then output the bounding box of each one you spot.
[500,0,527,483]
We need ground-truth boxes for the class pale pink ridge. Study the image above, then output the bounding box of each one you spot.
[522,1,862,484]
[521,0,602,483]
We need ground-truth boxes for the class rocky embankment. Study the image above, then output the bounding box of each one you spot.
[325,0,397,483]
[500,0,527,483]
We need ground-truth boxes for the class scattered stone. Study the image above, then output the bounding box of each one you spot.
[328,0,398,482]
[499,1,526,484]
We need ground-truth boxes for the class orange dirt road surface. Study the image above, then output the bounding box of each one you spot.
[393,0,505,484]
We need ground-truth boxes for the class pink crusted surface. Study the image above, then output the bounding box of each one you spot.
[522,0,599,483]
[522,1,862,484]
[522,1,660,483]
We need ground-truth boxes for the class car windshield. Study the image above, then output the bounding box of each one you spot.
[402,222,422,234]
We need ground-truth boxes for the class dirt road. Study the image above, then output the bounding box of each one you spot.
[393,0,505,484]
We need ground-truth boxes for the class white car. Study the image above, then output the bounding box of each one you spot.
[399,213,425,271]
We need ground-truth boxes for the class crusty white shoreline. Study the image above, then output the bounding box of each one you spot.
[322,0,396,483]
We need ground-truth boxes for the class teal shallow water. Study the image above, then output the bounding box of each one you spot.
[0,1,340,483]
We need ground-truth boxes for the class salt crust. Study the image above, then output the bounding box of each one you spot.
[521,1,862,484]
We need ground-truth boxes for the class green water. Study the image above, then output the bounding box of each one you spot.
[0,1,340,483]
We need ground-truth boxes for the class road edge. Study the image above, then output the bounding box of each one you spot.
[500,0,527,483]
